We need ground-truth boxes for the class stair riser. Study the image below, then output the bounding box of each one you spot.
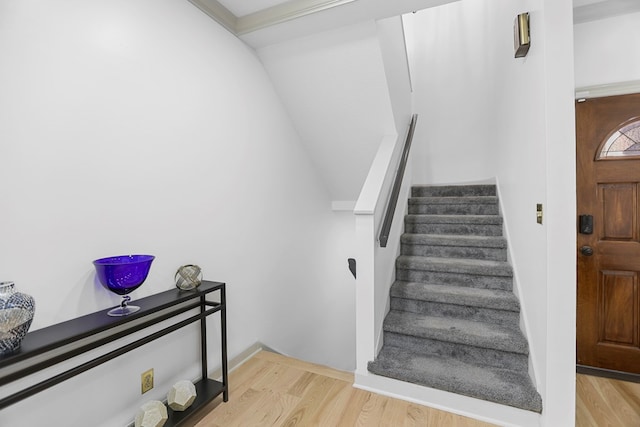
[401,243,507,261]
[412,186,496,198]
[391,281,520,312]
[404,223,503,236]
[390,297,519,327]
[396,269,513,291]
[383,333,528,372]
[408,204,499,215]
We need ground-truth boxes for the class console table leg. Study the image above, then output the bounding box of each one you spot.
[221,285,228,401]
[200,295,208,380]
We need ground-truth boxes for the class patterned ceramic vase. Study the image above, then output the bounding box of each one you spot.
[0,281,35,355]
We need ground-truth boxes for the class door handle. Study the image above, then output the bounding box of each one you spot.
[580,246,594,256]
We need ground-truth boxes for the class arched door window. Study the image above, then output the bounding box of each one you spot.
[597,118,640,159]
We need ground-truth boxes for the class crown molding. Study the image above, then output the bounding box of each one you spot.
[188,0,238,33]
[236,0,358,35]
[575,80,640,99]
[188,0,358,35]
[190,0,640,38]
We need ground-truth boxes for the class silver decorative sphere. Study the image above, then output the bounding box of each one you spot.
[174,265,202,290]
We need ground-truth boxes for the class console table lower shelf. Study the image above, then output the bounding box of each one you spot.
[166,378,224,427]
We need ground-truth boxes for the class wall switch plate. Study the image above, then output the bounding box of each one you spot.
[141,369,154,394]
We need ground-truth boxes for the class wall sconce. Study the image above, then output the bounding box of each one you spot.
[514,12,530,58]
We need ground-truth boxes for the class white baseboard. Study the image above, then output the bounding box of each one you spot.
[209,341,278,380]
[354,371,541,427]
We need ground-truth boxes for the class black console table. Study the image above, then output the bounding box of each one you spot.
[0,280,228,426]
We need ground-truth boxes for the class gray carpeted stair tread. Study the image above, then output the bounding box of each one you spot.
[405,214,503,225]
[390,297,519,326]
[401,234,507,261]
[408,196,499,216]
[391,281,520,312]
[368,346,542,413]
[397,255,513,277]
[412,185,497,198]
[408,204,499,216]
[396,257,512,290]
[383,333,529,372]
[401,234,507,248]
[409,196,498,205]
[383,310,529,354]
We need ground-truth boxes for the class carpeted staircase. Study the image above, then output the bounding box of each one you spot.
[368,184,542,413]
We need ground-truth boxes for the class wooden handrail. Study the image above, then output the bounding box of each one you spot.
[379,114,418,247]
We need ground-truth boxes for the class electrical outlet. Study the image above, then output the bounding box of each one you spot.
[141,369,154,394]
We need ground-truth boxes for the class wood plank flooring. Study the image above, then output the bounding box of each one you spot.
[183,350,640,426]
[189,351,493,426]
[576,373,640,426]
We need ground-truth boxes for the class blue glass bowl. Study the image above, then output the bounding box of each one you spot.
[93,255,154,317]
[93,255,155,295]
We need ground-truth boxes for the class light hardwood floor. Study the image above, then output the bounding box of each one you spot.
[576,373,640,426]
[185,350,640,426]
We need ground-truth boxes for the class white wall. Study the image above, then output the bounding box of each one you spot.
[404,0,576,425]
[354,131,412,375]
[479,0,548,398]
[574,11,640,87]
[0,1,355,425]
[257,21,396,203]
[540,0,576,424]
[259,209,357,369]
[376,16,414,133]
[404,2,500,185]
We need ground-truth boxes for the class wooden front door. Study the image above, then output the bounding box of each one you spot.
[576,93,640,373]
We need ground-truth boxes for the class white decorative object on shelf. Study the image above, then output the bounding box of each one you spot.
[135,400,168,427]
[167,380,197,411]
